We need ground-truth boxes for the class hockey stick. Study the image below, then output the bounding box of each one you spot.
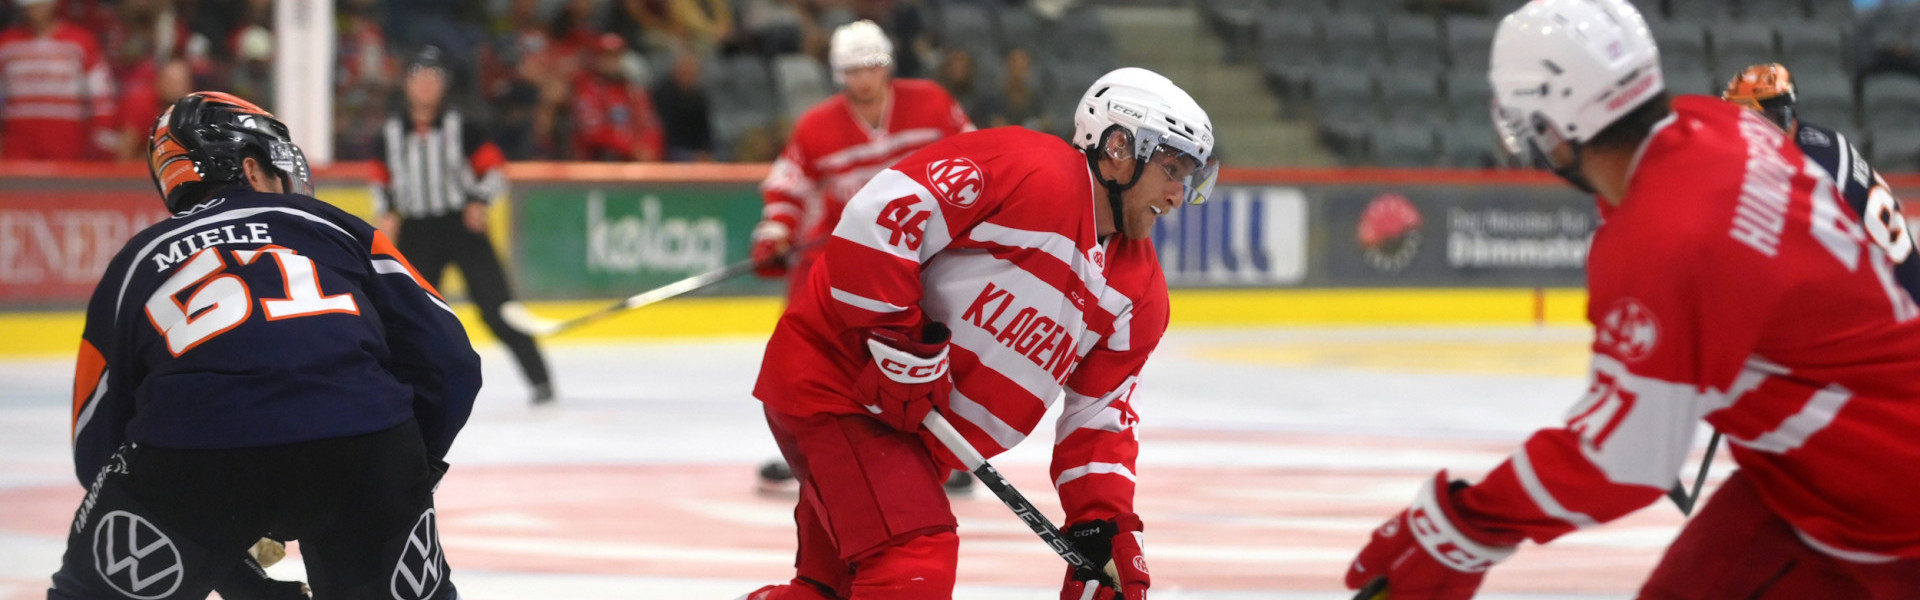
[500,256,766,337]
[1665,430,1723,516]
[920,411,1122,591]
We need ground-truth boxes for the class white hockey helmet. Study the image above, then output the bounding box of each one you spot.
[1489,0,1662,163]
[830,20,893,83]
[1072,67,1219,205]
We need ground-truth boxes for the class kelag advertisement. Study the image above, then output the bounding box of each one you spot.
[0,173,1606,308]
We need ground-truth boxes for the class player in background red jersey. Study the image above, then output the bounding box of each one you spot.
[751,18,976,495]
[738,67,1216,600]
[1347,1,1920,598]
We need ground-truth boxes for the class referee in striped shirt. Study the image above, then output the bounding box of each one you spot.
[374,47,554,404]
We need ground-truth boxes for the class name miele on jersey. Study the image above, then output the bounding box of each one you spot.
[148,222,274,271]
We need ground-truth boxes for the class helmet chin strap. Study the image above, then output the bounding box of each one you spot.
[1086,128,1148,241]
[1535,141,1596,195]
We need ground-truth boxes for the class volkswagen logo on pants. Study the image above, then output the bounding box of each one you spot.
[92,510,183,599]
[391,508,445,600]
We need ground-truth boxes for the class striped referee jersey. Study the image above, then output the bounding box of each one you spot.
[373,109,507,219]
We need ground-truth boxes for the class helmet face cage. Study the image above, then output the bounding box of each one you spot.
[1105,98,1217,205]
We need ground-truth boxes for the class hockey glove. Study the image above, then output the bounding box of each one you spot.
[751,220,795,278]
[1061,514,1149,600]
[1346,471,1519,600]
[855,323,952,432]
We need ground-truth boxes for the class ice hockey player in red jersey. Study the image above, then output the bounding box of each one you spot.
[738,67,1217,600]
[749,19,974,293]
[1346,1,1920,598]
[750,18,976,495]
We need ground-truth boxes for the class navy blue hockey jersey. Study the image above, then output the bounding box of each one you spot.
[1794,121,1920,299]
[70,185,481,485]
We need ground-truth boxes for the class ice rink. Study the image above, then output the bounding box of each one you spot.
[0,325,1727,599]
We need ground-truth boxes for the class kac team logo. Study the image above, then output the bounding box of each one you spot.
[1598,298,1660,362]
[390,508,446,600]
[92,510,184,599]
[1357,193,1423,273]
[926,158,984,208]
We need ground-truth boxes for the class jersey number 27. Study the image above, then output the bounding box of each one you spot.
[145,246,360,356]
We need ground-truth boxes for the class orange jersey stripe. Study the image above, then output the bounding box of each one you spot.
[369,230,442,298]
[71,339,105,436]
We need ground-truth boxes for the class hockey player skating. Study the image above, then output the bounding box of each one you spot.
[1346,1,1920,598]
[751,19,977,496]
[48,91,480,599]
[1723,62,1920,298]
[740,67,1216,600]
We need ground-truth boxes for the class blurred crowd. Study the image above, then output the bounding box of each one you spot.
[0,0,1073,164]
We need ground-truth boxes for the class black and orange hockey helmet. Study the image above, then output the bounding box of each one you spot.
[1723,63,1798,131]
[148,91,312,212]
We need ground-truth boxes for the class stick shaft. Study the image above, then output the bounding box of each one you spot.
[921,411,1118,589]
[525,257,760,335]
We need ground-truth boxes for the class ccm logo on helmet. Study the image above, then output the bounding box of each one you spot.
[878,356,948,381]
[1606,73,1659,112]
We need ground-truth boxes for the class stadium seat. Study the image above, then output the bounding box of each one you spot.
[1310,69,1377,159]
[1777,24,1848,75]
[1862,75,1920,129]
[1868,130,1920,172]
[1794,68,1857,130]
[1738,0,1805,19]
[1440,118,1501,169]
[1321,13,1385,71]
[1443,16,1495,72]
[997,8,1044,53]
[1259,13,1321,96]
[1711,22,1778,75]
[1445,70,1492,125]
[1664,60,1717,96]
[1809,0,1853,22]
[773,54,831,125]
[1666,0,1732,21]
[1654,21,1714,92]
[1385,15,1444,71]
[937,4,999,58]
[1269,0,1331,15]
[1380,67,1443,124]
[1373,120,1439,167]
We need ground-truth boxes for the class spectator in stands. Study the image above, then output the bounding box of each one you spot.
[653,51,714,161]
[615,0,737,55]
[735,0,813,55]
[549,0,605,62]
[0,0,116,160]
[334,0,397,160]
[982,47,1045,130]
[933,47,993,121]
[101,0,188,80]
[571,33,664,161]
[115,58,191,161]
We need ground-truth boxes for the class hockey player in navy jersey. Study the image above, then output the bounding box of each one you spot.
[48,91,481,600]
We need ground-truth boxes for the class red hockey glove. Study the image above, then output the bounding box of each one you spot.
[855,323,952,432]
[751,220,795,278]
[1061,514,1149,600]
[1346,471,1518,600]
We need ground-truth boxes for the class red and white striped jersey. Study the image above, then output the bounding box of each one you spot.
[0,23,115,160]
[1460,96,1920,560]
[755,127,1169,524]
[759,78,973,250]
